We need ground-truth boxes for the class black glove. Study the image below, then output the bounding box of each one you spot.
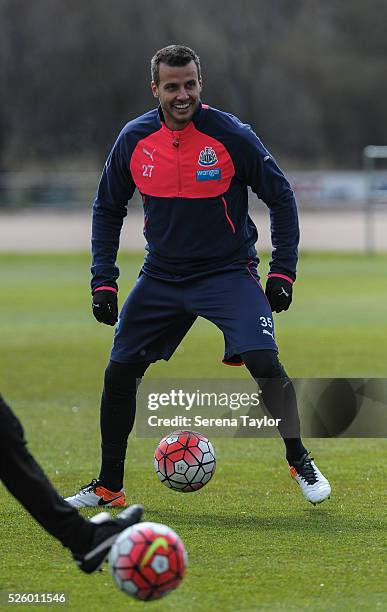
[92,288,118,325]
[265,276,293,313]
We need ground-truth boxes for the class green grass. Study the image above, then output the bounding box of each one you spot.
[0,252,386,611]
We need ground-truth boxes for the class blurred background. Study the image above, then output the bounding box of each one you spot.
[1,7,386,606]
[1,0,387,250]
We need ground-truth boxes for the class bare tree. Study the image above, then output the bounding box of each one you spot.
[0,0,386,169]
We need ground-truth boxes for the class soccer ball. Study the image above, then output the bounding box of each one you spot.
[109,522,187,601]
[154,430,216,492]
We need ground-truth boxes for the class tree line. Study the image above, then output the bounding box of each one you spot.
[0,0,386,170]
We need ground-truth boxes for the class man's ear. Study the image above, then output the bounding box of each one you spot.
[151,81,159,98]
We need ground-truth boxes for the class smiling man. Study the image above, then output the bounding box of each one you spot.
[151,55,202,130]
[65,45,331,510]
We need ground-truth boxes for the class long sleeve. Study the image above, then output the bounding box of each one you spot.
[91,130,136,291]
[241,127,299,280]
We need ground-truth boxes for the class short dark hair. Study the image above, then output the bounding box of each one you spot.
[151,45,201,86]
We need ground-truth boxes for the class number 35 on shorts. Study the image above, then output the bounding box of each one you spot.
[259,316,273,328]
[259,316,275,339]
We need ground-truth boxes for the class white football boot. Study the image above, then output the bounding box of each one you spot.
[289,453,331,505]
[65,479,126,509]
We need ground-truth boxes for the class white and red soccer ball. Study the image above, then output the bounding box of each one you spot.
[109,522,187,601]
[154,430,216,492]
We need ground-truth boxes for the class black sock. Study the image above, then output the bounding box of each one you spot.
[241,350,307,463]
[99,451,127,492]
[283,438,308,464]
[259,379,307,462]
[98,360,150,491]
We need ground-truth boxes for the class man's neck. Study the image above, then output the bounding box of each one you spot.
[163,117,191,131]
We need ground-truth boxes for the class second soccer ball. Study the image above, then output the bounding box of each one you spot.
[109,522,187,600]
[154,430,216,492]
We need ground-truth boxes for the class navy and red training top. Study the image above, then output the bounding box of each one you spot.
[91,102,299,291]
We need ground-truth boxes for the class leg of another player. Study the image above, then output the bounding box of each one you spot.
[0,395,93,552]
[0,395,143,572]
[65,360,150,508]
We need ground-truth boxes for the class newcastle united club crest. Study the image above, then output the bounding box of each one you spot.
[198,146,218,167]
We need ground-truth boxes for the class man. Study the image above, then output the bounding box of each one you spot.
[66,45,331,509]
[0,394,143,573]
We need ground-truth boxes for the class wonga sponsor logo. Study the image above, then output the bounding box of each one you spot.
[196,169,221,182]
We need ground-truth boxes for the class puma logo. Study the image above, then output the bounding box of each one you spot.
[278,287,289,298]
[143,147,156,162]
[262,329,275,340]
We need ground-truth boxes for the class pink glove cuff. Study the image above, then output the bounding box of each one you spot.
[94,286,118,293]
[267,273,295,284]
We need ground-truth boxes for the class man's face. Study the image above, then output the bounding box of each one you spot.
[151,60,202,131]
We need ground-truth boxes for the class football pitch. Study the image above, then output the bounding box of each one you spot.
[0,252,386,611]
